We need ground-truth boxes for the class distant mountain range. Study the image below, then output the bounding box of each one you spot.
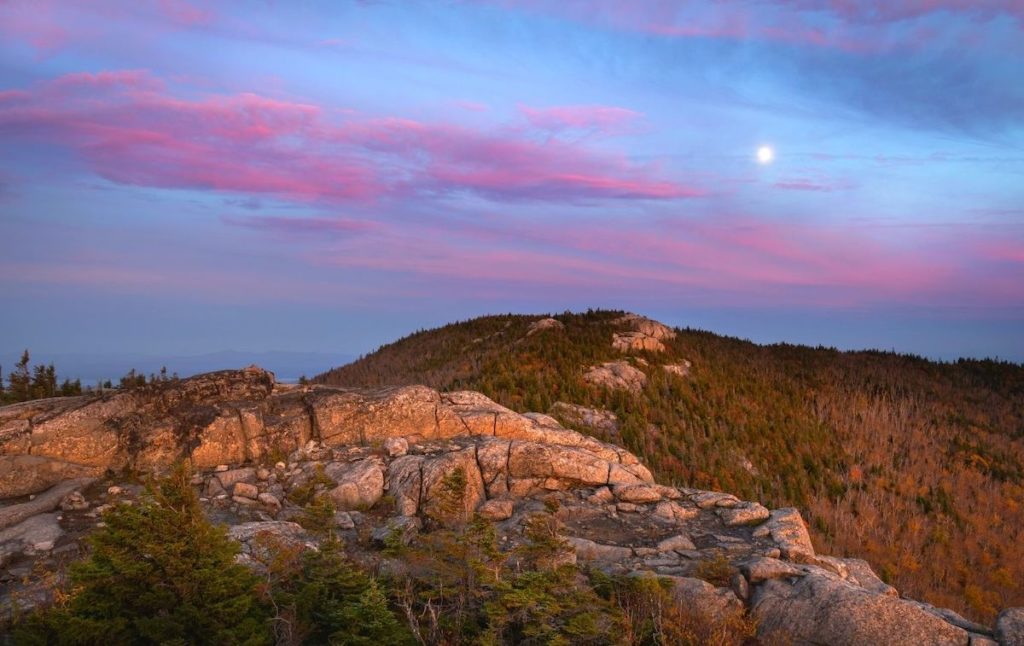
[0,350,355,385]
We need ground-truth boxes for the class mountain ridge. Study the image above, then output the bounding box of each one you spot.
[3,365,1023,643]
[315,309,1024,623]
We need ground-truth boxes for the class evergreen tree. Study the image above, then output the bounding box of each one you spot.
[8,350,30,402]
[16,463,271,645]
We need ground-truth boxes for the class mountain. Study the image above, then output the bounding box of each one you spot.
[315,309,1024,623]
[3,367,1022,643]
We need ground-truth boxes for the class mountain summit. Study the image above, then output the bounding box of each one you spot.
[3,365,1022,643]
[317,310,1024,623]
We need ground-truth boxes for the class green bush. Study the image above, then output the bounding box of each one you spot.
[15,463,270,645]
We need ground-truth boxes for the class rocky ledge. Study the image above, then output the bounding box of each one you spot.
[1,367,1021,645]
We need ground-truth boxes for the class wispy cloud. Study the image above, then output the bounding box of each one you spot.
[0,70,695,204]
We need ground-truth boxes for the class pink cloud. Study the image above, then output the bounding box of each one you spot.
[223,215,378,236]
[519,104,641,133]
[0,70,694,204]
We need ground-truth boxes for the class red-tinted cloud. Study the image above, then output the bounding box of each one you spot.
[0,70,695,204]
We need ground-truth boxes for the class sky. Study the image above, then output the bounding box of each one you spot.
[1,0,1022,365]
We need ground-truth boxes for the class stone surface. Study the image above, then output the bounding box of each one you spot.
[657,533,696,552]
[610,314,675,353]
[996,608,1024,646]
[233,482,259,499]
[326,459,385,511]
[1,365,1017,642]
[766,507,816,563]
[478,499,514,520]
[584,361,647,393]
[0,478,95,531]
[384,437,408,457]
[613,484,663,504]
[567,536,633,561]
[0,455,97,499]
[717,501,770,526]
[752,572,968,646]
[526,317,564,336]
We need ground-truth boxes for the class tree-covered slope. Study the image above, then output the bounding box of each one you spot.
[315,310,1024,621]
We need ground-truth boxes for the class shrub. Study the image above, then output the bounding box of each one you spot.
[15,463,270,645]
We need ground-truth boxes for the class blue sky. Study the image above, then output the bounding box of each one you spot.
[1,0,1022,363]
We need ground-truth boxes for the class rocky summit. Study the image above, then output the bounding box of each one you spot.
[2,366,1022,644]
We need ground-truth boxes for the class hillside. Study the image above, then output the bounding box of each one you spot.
[316,309,1024,623]
[4,367,1023,644]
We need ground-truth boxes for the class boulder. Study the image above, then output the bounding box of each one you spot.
[233,482,259,499]
[526,317,564,336]
[507,442,611,487]
[613,484,663,504]
[326,459,385,511]
[0,513,64,562]
[384,437,408,457]
[669,576,744,620]
[718,501,770,526]
[657,533,697,552]
[567,536,633,561]
[689,490,741,509]
[59,490,89,511]
[386,455,425,516]
[419,448,486,527]
[478,499,514,521]
[653,500,699,522]
[740,556,806,583]
[752,572,967,645]
[0,455,97,499]
[584,362,647,393]
[216,467,256,490]
[766,507,816,563]
[996,608,1024,646]
[0,478,95,531]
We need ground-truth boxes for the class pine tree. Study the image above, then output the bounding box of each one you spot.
[8,350,30,402]
[16,463,271,645]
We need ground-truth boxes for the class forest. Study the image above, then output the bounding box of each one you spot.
[317,310,1024,623]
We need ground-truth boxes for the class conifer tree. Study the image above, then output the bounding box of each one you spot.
[16,463,270,645]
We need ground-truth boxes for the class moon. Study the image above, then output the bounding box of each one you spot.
[757,145,774,164]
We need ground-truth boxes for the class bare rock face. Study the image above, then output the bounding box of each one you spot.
[996,608,1024,646]
[765,507,816,563]
[325,459,385,511]
[584,361,647,393]
[0,455,98,498]
[1,365,1016,642]
[526,317,565,336]
[611,314,676,353]
[662,362,692,378]
[752,570,969,645]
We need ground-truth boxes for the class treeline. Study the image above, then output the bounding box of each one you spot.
[316,310,1024,623]
[0,350,82,404]
[0,350,181,405]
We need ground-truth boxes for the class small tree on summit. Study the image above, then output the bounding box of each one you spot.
[7,350,31,402]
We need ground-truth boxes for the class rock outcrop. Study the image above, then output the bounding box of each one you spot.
[584,361,647,393]
[611,314,676,353]
[0,366,1017,643]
